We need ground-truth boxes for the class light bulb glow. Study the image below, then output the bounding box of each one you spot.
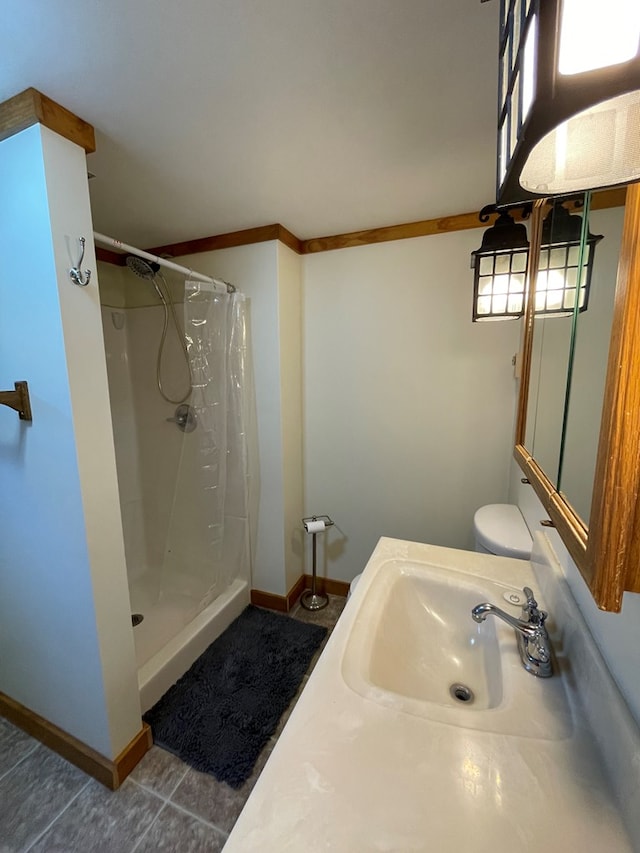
[522,15,537,122]
[559,0,640,76]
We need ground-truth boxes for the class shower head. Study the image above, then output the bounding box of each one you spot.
[126,255,161,280]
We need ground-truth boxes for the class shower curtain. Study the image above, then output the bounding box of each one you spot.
[159,282,259,621]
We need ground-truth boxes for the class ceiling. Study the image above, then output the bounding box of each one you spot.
[1,0,500,248]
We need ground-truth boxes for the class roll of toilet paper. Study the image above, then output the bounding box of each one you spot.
[304,519,326,534]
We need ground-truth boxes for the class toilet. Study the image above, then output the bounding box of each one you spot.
[349,503,532,598]
[473,503,532,560]
[348,572,362,599]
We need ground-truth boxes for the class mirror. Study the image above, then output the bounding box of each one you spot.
[515,184,640,612]
[524,200,577,487]
[558,204,625,521]
[524,195,624,524]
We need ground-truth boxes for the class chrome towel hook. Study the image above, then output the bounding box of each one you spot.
[69,236,92,287]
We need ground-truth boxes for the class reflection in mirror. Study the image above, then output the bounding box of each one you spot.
[525,312,571,485]
[515,184,640,610]
[559,203,625,522]
[524,198,588,485]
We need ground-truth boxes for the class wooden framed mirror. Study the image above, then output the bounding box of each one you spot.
[515,182,640,612]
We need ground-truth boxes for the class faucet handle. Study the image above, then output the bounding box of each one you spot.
[521,587,547,625]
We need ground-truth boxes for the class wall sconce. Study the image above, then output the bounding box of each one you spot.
[471,199,602,321]
[497,0,640,205]
[535,200,603,316]
[471,205,531,321]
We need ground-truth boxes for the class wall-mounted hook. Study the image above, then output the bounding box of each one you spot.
[0,381,32,421]
[69,236,92,287]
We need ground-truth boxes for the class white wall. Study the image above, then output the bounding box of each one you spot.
[511,467,640,726]
[0,125,141,758]
[277,244,305,591]
[100,265,148,582]
[303,230,521,582]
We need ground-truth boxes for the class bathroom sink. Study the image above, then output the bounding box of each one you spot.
[366,567,502,710]
[342,558,573,739]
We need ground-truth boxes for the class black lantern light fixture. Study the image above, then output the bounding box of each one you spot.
[534,200,603,315]
[471,205,531,321]
[471,198,603,321]
[497,0,640,205]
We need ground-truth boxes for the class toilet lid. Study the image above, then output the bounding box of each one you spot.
[474,504,532,559]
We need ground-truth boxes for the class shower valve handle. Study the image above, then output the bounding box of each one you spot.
[166,404,197,433]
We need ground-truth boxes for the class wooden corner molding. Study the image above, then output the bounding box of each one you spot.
[0,690,151,790]
[250,574,348,613]
[0,88,95,153]
[96,246,127,266]
[92,184,628,267]
[250,574,306,612]
[303,574,350,597]
[147,223,303,260]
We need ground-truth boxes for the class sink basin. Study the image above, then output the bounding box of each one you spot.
[342,558,573,739]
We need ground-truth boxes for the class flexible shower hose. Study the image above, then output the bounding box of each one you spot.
[153,272,193,405]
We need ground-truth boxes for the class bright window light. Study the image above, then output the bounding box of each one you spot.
[522,15,537,122]
[559,0,640,75]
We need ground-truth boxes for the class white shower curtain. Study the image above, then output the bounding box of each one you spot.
[159,282,259,620]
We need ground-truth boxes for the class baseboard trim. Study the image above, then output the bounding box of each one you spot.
[251,573,305,612]
[303,575,350,598]
[250,589,289,612]
[251,574,348,612]
[0,691,152,790]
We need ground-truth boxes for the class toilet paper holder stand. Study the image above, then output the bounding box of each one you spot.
[301,515,334,611]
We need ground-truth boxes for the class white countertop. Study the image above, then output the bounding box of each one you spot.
[224,537,636,852]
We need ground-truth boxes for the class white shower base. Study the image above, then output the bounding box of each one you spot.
[130,574,250,712]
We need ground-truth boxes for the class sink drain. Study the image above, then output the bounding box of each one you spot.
[450,683,474,704]
[131,613,144,627]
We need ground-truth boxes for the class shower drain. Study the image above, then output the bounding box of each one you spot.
[449,683,474,704]
[131,613,144,627]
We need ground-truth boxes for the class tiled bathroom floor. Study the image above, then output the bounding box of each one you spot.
[0,595,347,853]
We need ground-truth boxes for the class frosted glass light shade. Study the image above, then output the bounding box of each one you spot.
[497,0,640,205]
[520,91,640,195]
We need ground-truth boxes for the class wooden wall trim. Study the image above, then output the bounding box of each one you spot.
[301,210,498,254]
[250,589,289,612]
[96,187,627,266]
[149,224,286,260]
[303,187,627,255]
[587,181,640,610]
[589,186,627,212]
[303,574,350,597]
[0,691,151,790]
[96,246,127,266]
[113,724,154,788]
[251,574,306,613]
[251,573,348,613]
[276,224,304,254]
[0,88,95,153]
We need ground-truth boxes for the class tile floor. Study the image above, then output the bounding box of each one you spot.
[0,595,347,853]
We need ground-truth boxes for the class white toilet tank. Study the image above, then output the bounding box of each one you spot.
[473,503,532,560]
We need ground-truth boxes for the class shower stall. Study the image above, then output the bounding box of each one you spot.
[97,247,258,711]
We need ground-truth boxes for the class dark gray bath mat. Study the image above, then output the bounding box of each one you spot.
[143,604,327,788]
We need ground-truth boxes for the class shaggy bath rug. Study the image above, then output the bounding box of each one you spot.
[143,604,327,788]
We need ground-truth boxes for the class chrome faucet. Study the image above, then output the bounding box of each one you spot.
[471,587,553,678]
